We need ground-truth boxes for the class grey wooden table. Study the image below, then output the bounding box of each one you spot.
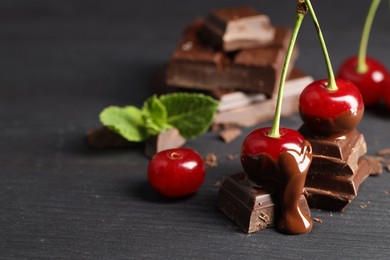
[1,1,390,258]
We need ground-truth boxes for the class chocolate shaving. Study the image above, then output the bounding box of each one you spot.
[363,155,383,176]
[377,148,390,156]
[313,217,323,224]
[219,127,242,143]
[204,153,218,168]
[227,154,238,160]
[213,180,222,188]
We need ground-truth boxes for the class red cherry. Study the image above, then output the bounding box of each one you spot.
[299,78,364,137]
[241,127,304,160]
[338,56,387,106]
[241,127,305,183]
[147,148,206,198]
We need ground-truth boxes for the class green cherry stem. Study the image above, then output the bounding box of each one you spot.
[305,0,338,92]
[357,0,381,74]
[268,5,306,138]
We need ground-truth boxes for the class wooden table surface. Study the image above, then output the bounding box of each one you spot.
[1,0,390,258]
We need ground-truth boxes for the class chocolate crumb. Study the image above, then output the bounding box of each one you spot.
[213,180,222,188]
[377,148,390,156]
[258,212,270,223]
[363,155,383,176]
[227,154,238,160]
[219,127,242,143]
[204,153,218,168]
[313,217,323,224]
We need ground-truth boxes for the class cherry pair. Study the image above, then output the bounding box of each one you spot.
[241,0,364,234]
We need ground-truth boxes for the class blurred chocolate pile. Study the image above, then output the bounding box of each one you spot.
[163,6,313,130]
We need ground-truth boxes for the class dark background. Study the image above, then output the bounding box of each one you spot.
[1,0,390,259]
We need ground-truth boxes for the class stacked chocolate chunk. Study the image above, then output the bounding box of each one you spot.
[166,7,313,128]
[300,126,372,211]
[216,172,311,233]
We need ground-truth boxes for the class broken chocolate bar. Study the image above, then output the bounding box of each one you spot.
[300,126,367,161]
[304,158,372,211]
[87,126,185,157]
[300,127,367,176]
[216,172,310,233]
[212,70,313,128]
[199,6,276,52]
[166,20,296,97]
[86,126,138,149]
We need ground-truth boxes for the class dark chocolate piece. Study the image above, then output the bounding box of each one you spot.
[166,20,296,97]
[219,127,242,143]
[300,127,367,176]
[300,126,367,161]
[86,126,138,149]
[216,173,310,233]
[144,128,186,157]
[199,7,276,52]
[87,126,185,157]
[304,158,371,211]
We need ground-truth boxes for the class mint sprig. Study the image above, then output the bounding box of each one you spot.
[99,93,219,142]
[142,95,172,135]
[99,106,149,142]
[161,93,219,139]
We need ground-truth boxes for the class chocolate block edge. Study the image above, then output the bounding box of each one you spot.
[216,173,310,233]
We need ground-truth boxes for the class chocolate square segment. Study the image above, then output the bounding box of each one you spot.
[166,20,295,97]
[216,173,310,233]
[304,158,371,211]
[300,126,367,176]
[200,6,276,52]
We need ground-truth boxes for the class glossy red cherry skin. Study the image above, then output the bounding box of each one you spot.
[299,78,364,137]
[338,56,387,106]
[241,127,305,184]
[148,148,206,198]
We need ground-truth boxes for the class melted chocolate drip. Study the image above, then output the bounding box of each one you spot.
[241,140,313,234]
[277,140,313,234]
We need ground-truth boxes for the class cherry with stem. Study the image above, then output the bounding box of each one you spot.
[299,0,364,137]
[337,0,387,106]
[241,2,312,235]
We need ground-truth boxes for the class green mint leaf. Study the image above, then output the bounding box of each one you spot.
[159,93,219,139]
[142,95,173,135]
[99,106,148,142]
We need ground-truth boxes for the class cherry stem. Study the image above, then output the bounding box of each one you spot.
[268,5,306,139]
[305,0,338,92]
[357,0,381,74]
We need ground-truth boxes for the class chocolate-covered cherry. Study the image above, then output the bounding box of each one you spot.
[337,0,386,106]
[338,56,387,106]
[299,78,364,137]
[241,127,305,184]
[240,127,313,234]
[148,148,205,198]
